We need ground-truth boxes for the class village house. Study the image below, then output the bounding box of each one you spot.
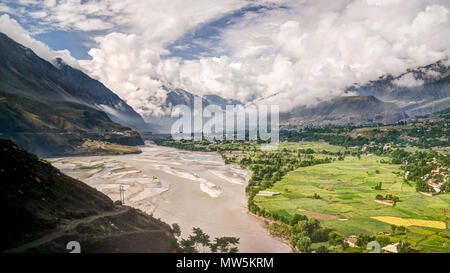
[344,235,358,248]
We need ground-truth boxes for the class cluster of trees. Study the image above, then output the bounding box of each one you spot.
[375,194,400,205]
[373,182,382,190]
[391,149,449,193]
[280,116,449,149]
[391,225,406,235]
[263,213,334,253]
[153,138,247,152]
[281,130,370,147]
[441,181,450,193]
[416,180,434,193]
[170,224,240,253]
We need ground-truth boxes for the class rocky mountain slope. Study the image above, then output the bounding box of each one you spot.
[0,33,145,156]
[1,139,177,253]
[282,96,407,127]
[349,60,450,116]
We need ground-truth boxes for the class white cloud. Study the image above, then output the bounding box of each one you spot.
[79,32,181,117]
[0,3,16,14]
[393,73,424,87]
[2,0,450,118]
[172,0,450,110]
[0,14,80,68]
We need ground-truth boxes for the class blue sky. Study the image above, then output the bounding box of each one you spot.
[35,31,94,59]
[166,4,284,60]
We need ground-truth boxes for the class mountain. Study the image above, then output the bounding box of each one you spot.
[282,96,407,126]
[0,33,148,131]
[348,60,450,116]
[1,139,177,253]
[204,94,242,106]
[53,58,149,131]
[147,87,243,133]
[0,32,145,156]
[283,61,449,127]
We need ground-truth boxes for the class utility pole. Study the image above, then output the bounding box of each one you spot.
[119,185,125,205]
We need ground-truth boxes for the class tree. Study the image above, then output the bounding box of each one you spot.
[178,227,240,253]
[171,223,181,237]
[290,214,307,226]
[416,180,433,192]
[316,245,328,253]
[397,226,406,233]
[397,241,411,253]
[311,229,330,243]
[296,236,311,253]
[210,237,240,253]
[179,227,210,253]
[373,182,382,190]
[391,225,397,234]
[328,232,343,246]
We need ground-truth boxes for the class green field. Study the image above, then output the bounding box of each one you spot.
[159,137,450,252]
[254,143,450,252]
[278,141,349,153]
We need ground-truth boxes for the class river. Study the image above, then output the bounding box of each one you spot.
[50,143,291,253]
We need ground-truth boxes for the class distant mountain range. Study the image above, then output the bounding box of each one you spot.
[349,60,450,116]
[154,61,448,129]
[282,60,449,127]
[0,33,145,156]
[281,96,407,127]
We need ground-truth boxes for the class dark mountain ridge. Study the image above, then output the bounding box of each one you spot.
[0,32,148,131]
[0,32,145,156]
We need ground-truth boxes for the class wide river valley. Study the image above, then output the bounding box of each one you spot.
[50,143,291,252]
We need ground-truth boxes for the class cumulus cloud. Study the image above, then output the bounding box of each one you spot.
[79,32,179,117]
[0,14,80,68]
[175,0,450,109]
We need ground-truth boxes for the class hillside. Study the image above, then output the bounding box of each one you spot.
[1,139,177,253]
[0,33,145,156]
[349,60,450,116]
[282,96,407,126]
[0,32,148,130]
